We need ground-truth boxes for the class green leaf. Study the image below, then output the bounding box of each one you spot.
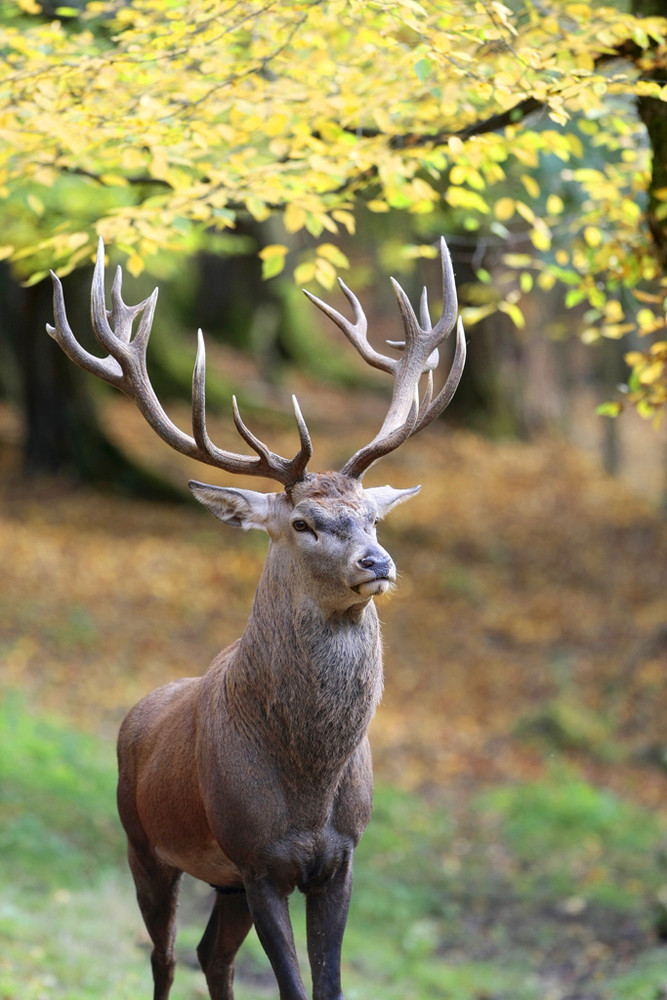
[595,401,622,418]
[565,288,587,309]
[261,254,286,280]
[414,58,432,82]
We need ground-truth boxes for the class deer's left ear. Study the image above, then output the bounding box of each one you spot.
[364,484,421,519]
[188,481,274,531]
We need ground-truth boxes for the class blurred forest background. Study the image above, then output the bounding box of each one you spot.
[1,2,667,999]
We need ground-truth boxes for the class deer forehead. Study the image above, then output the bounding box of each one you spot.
[288,473,376,529]
[293,498,376,537]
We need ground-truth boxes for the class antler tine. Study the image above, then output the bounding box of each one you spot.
[231,395,313,485]
[409,316,467,435]
[419,285,430,330]
[288,394,314,481]
[48,238,314,487]
[432,235,459,338]
[304,281,396,375]
[47,265,123,386]
[308,236,465,480]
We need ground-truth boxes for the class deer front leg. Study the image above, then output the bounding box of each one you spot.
[244,877,309,1000]
[305,852,353,1000]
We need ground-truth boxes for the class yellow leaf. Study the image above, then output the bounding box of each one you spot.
[503,253,533,268]
[547,194,564,215]
[582,327,600,344]
[402,243,439,260]
[498,301,525,328]
[636,308,656,330]
[265,113,290,137]
[602,322,635,339]
[583,226,602,248]
[521,174,540,199]
[494,197,515,221]
[538,271,557,291]
[314,258,337,289]
[316,244,349,269]
[449,165,467,185]
[460,303,496,326]
[515,200,536,224]
[605,300,624,322]
[285,203,307,232]
[126,254,144,278]
[446,187,490,213]
[367,200,390,213]
[332,210,356,234]
[259,244,289,260]
[246,197,270,222]
[99,174,130,187]
[530,227,551,252]
[294,261,316,286]
[639,360,664,385]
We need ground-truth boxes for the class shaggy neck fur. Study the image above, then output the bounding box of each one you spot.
[225,541,383,789]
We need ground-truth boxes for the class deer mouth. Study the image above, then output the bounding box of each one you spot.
[351,576,394,598]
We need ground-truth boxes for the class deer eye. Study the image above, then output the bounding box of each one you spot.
[292,519,310,533]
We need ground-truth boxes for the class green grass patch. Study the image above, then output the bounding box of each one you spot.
[476,762,665,907]
[0,692,124,890]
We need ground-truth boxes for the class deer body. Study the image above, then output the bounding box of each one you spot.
[47,239,465,999]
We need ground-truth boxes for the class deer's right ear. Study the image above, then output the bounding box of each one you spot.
[188,481,272,531]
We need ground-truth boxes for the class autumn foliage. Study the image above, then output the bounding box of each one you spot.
[3,1,667,418]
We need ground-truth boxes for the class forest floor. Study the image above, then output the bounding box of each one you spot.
[1,378,666,999]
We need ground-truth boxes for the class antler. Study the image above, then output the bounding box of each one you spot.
[304,236,466,479]
[47,237,312,487]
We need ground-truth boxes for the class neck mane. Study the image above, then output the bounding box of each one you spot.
[224,541,384,784]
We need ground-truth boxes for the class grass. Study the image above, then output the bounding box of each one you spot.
[477,763,665,906]
[1,692,666,1000]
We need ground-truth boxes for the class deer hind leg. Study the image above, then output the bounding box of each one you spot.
[127,843,183,1000]
[196,888,254,1000]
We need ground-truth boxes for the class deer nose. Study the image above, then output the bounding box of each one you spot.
[357,550,394,578]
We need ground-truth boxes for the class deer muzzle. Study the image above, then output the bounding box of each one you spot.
[351,547,396,597]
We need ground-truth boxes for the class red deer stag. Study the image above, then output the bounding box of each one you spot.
[47,237,465,1000]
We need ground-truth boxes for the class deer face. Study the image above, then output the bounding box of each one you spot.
[189,473,419,613]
